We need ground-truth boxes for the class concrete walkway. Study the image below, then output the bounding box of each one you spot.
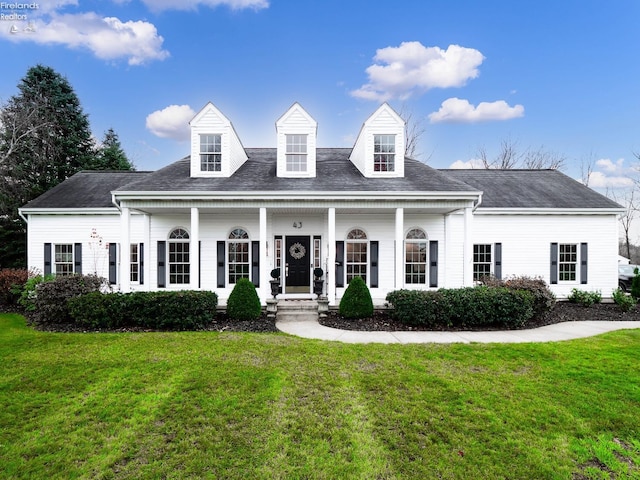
[275,317,640,344]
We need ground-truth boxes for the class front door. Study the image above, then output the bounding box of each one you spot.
[285,236,311,293]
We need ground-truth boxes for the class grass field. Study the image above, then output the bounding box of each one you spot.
[1,313,639,479]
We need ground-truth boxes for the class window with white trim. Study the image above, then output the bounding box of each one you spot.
[473,244,492,281]
[228,228,250,284]
[346,228,367,284]
[130,244,139,283]
[286,134,307,172]
[200,134,222,172]
[374,134,395,172]
[169,228,190,285]
[54,244,74,276]
[559,243,577,282]
[405,228,427,284]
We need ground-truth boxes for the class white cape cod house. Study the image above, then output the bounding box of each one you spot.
[20,102,623,305]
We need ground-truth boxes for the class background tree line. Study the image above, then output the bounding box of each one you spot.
[0,64,133,268]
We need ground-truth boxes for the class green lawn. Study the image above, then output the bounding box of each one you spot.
[1,313,639,479]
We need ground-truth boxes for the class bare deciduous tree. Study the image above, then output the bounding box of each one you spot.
[476,137,565,170]
[399,104,426,160]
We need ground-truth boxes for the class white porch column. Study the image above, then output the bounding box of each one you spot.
[143,214,151,291]
[395,208,404,289]
[463,206,473,286]
[120,206,131,293]
[190,207,200,290]
[327,207,336,306]
[259,207,268,303]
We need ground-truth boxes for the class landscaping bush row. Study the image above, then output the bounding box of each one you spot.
[386,286,535,329]
[68,290,218,330]
[0,268,33,308]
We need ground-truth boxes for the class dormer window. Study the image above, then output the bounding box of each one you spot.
[200,134,222,172]
[286,134,308,172]
[374,134,395,172]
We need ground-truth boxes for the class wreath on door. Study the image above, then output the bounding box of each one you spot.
[289,242,306,260]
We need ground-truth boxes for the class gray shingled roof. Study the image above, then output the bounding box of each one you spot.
[21,151,622,210]
[116,148,476,193]
[22,171,150,208]
[441,169,622,209]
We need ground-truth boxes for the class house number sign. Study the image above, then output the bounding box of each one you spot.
[289,242,306,260]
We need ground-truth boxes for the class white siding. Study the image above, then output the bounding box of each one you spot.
[275,103,317,178]
[349,104,405,178]
[189,103,247,178]
[473,213,619,298]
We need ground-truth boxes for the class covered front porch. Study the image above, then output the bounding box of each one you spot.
[114,196,479,305]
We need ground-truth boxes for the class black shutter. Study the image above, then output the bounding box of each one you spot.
[74,243,82,274]
[139,243,144,285]
[494,243,502,280]
[44,243,52,275]
[580,243,588,284]
[429,241,438,287]
[108,243,117,285]
[335,241,345,288]
[370,241,379,288]
[217,241,225,288]
[550,243,558,285]
[251,240,260,287]
[157,241,166,288]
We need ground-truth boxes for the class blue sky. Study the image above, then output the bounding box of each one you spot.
[1,0,639,190]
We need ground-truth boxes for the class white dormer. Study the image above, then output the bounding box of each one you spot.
[350,103,406,178]
[276,103,317,178]
[189,102,247,178]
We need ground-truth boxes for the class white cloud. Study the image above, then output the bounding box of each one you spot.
[428,98,524,124]
[1,12,169,65]
[146,105,196,141]
[449,158,487,169]
[586,171,634,188]
[351,42,485,102]
[139,0,269,11]
[596,158,626,174]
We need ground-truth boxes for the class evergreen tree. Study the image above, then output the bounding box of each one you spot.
[92,128,135,171]
[0,64,96,267]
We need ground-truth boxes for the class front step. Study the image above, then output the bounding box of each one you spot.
[276,300,319,323]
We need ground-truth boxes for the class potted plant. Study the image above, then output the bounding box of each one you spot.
[313,267,324,298]
[270,268,281,298]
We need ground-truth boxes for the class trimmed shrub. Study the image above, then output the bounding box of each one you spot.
[385,289,448,328]
[68,290,218,330]
[503,276,556,315]
[339,276,374,319]
[612,288,636,313]
[227,278,262,321]
[568,288,602,307]
[18,274,55,312]
[386,286,535,329]
[32,274,107,324]
[0,268,31,307]
[631,267,640,302]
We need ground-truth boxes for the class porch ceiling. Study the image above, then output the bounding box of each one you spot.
[129,205,466,216]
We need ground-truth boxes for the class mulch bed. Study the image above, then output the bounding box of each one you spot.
[9,302,640,334]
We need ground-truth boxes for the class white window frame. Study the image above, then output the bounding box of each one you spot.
[473,244,493,281]
[374,134,395,172]
[200,134,222,172]
[54,244,74,276]
[405,228,427,285]
[168,228,190,285]
[130,244,139,283]
[285,134,308,172]
[346,228,368,284]
[228,228,250,284]
[558,243,578,282]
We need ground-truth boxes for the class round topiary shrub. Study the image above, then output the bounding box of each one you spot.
[339,276,374,319]
[227,277,262,321]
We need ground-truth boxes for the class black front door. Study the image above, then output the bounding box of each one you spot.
[285,236,310,293]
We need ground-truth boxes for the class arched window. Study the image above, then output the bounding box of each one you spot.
[169,228,190,284]
[346,228,368,284]
[405,228,427,284]
[228,228,250,284]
